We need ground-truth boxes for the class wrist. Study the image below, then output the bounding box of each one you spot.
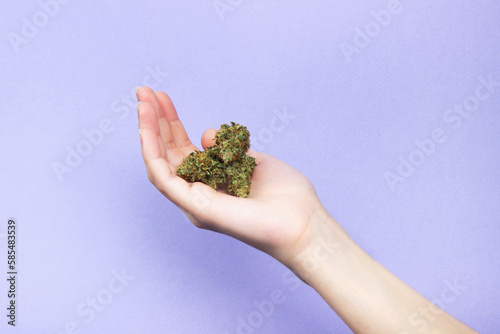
[284,207,360,285]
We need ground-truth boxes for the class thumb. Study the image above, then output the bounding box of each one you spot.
[201,128,217,150]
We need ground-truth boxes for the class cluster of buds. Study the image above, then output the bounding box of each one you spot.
[176,122,256,198]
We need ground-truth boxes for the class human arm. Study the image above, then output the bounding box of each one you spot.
[286,208,477,333]
[135,86,477,333]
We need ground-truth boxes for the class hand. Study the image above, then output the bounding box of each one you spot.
[136,86,329,265]
[136,87,478,333]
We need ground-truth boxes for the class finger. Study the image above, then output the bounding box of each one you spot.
[201,128,217,150]
[155,91,198,155]
[138,104,194,204]
[137,102,160,136]
[139,126,162,161]
[138,101,166,158]
[136,86,162,118]
[136,102,220,218]
[138,87,184,162]
[139,120,177,185]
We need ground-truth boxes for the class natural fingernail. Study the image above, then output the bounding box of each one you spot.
[135,86,141,101]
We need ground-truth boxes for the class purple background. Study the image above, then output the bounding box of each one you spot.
[1,1,499,333]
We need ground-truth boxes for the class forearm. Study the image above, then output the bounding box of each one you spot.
[287,208,477,334]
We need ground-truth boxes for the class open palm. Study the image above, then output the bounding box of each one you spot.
[137,87,325,263]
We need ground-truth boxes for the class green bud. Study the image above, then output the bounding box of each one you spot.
[176,122,256,197]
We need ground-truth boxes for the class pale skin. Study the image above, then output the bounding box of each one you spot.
[136,86,478,334]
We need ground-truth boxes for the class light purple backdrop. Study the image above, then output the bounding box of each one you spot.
[1,1,499,333]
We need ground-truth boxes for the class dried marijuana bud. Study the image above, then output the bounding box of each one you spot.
[176,122,256,198]
[215,122,251,163]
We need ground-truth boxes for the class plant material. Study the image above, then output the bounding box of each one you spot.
[215,123,251,163]
[176,122,256,197]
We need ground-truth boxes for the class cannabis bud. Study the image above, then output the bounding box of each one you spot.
[176,122,256,198]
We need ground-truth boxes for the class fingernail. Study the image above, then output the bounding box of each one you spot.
[135,86,141,101]
[139,129,143,145]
